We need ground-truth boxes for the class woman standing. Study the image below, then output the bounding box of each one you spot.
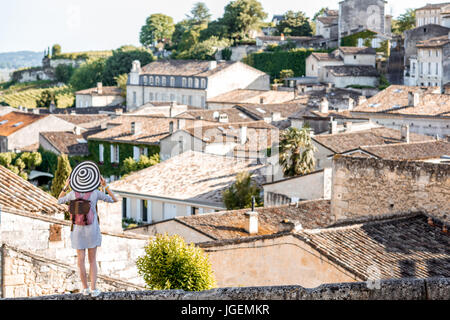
[58,161,118,297]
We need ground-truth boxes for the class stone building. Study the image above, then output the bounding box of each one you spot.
[338,0,391,43]
[126,60,270,110]
[75,83,124,109]
[415,2,450,27]
[315,10,339,48]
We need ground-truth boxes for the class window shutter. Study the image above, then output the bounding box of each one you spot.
[110,145,115,163]
[133,146,140,161]
[99,144,104,163]
[122,197,127,218]
[116,146,120,163]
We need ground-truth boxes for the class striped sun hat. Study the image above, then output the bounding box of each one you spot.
[69,161,101,193]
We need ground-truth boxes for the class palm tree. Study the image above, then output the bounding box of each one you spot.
[279,126,317,177]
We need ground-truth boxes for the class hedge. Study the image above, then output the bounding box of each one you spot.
[242,48,330,81]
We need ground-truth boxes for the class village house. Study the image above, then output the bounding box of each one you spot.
[107,151,267,225]
[415,2,450,27]
[159,121,277,161]
[351,85,450,137]
[206,89,296,109]
[306,47,379,88]
[0,111,77,153]
[126,101,189,117]
[126,60,270,110]
[39,127,101,157]
[0,106,14,117]
[403,25,449,85]
[75,83,124,109]
[408,33,450,88]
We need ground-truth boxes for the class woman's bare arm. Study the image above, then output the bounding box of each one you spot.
[100,176,118,202]
[58,178,71,199]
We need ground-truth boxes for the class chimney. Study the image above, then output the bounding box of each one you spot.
[73,126,82,136]
[169,121,174,134]
[131,122,142,135]
[320,97,329,113]
[408,91,420,107]
[325,83,333,93]
[260,97,265,104]
[49,101,56,113]
[240,125,247,145]
[329,118,338,134]
[348,97,354,111]
[245,197,258,235]
[208,61,217,70]
[401,124,410,143]
[97,82,103,95]
[115,108,123,115]
[218,113,229,123]
[271,112,281,122]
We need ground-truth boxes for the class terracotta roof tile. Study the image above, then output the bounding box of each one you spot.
[110,151,266,206]
[339,46,377,55]
[313,126,433,153]
[358,140,450,160]
[0,165,66,215]
[324,65,379,77]
[208,89,295,104]
[40,130,101,156]
[175,200,332,240]
[75,86,122,96]
[0,112,47,137]
[235,103,306,120]
[416,35,450,48]
[176,108,255,123]
[298,214,450,280]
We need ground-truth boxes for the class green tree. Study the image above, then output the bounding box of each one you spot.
[69,58,106,91]
[121,153,160,176]
[136,234,216,291]
[19,152,42,171]
[172,19,192,48]
[103,46,154,86]
[199,19,230,41]
[392,9,416,35]
[115,73,128,99]
[52,44,62,57]
[276,11,312,36]
[140,14,175,48]
[54,64,74,83]
[313,7,328,21]
[223,171,262,210]
[279,69,294,81]
[222,0,267,40]
[0,151,43,180]
[279,126,317,177]
[36,90,57,108]
[186,2,212,25]
[51,154,72,198]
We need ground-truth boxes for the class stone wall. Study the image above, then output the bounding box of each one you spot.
[7,277,449,300]
[0,245,146,298]
[331,156,450,223]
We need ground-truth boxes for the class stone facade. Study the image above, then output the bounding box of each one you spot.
[0,245,146,298]
[331,156,450,223]
[11,277,449,300]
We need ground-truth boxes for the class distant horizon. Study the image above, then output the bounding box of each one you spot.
[0,0,445,53]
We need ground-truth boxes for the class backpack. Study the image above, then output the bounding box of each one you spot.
[69,192,95,230]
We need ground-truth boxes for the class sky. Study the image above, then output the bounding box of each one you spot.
[0,0,444,53]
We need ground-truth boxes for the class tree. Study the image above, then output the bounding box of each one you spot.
[222,0,267,40]
[276,11,312,36]
[199,19,230,41]
[51,154,72,198]
[54,64,74,83]
[313,7,328,21]
[0,151,43,180]
[279,69,294,81]
[392,9,416,35]
[52,44,62,57]
[279,126,317,177]
[69,58,106,91]
[186,2,212,25]
[115,73,128,98]
[121,154,160,176]
[36,90,57,108]
[136,234,216,291]
[223,171,262,210]
[103,46,154,86]
[172,19,192,48]
[140,14,175,48]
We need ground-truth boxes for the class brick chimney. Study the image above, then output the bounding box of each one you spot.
[401,124,410,143]
[131,122,142,135]
[97,82,103,95]
[320,97,329,113]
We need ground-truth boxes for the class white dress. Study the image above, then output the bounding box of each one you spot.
[58,189,115,250]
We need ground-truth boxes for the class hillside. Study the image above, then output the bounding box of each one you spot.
[0,51,44,70]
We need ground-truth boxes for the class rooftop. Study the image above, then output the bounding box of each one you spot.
[55,114,110,130]
[75,86,122,96]
[316,16,338,26]
[109,151,267,207]
[207,89,295,105]
[313,126,433,154]
[416,2,450,10]
[0,111,47,137]
[352,85,450,117]
[310,52,342,62]
[0,164,65,215]
[175,108,255,123]
[298,213,450,280]
[234,103,306,120]
[356,140,450,160]
[324,65,379,77]
[416,35,450,48]
[174,199,332,240]
[40,130,101,156]
[338,46,377,55]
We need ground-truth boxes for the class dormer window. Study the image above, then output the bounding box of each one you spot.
[170,77,175,86]
[162,76,166,86]
[182,78,187,87]
[155,77,160,86]
[194,78,199,88]
[143,76,148,85]
[149,76,154,85]
[188,78,193,88]
[200,79,206,88]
